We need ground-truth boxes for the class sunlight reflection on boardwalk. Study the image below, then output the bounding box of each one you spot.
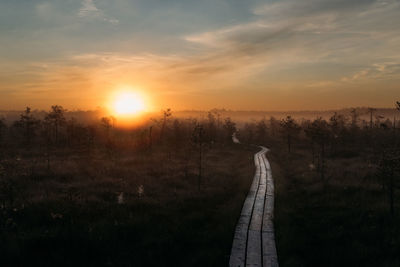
[229,140,278,267]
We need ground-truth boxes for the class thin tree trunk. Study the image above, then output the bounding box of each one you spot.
[198,142,202,191]
[311,141,315,164]
[321,143,325,181]
[148,126,153,151]
[389,168,394,217]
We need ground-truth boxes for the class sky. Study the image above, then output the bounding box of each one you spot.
[0,0,399,111]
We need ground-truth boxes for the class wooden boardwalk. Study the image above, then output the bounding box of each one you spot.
[229,146,278,267]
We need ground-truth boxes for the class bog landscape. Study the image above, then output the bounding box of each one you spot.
[1,1,399,266]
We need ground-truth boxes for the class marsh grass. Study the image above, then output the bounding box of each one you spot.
[0,144,255,266]
[270,144,400,267]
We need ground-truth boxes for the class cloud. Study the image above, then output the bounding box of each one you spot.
[78,0,99,17]
[253,0,377,18]
[11,0,400,105]
[184,0,400,84]
[78,0,119,25]
[2,0,400,110]
[342,62,400,82]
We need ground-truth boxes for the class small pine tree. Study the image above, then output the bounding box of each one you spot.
[0,118,6,145]
[223,117,236,143]
[13,107,41,147]
[44,105,66,144]
[192,124,205,191]
[280,116,301,153]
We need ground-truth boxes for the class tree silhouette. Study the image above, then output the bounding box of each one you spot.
[368,107,377,129]
[280,116,301,153]
[243,122,255,144]
[350,108,359,129]
[160,108,172,142]
[223,117,236,142]
[395,101,400,131]
[192,123,205,191]
[328,112,347,150]
[13,107,41,147]
[101,117,112,139]
[172,119,184,148]
[0,118,5,145]
[256,118,267,143]
[66,117,78,147]
[269,116,280,137]
[206,111,217,144]
[377,149,400,217]
[304,120,316,164]
[306,118,330,181]
[44,105,66,144]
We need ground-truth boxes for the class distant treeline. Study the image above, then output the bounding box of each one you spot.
[0,103,399,214]
[0,108,104,125]
[0,104,399,152]
[1,106,399,125]
[0,106,239,153]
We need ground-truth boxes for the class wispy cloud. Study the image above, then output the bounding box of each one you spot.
[78,0,119,25]
[342,62,400,82]
[1,0,400,110]
[185,0,400,83]
[78,0,99,17]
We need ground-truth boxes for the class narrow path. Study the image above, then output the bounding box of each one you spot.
[229,145,278,267]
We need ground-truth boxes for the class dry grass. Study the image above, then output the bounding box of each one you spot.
[0,143,256,266]
[269,144,400,267]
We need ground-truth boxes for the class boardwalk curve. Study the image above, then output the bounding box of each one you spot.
[229,146,278,267]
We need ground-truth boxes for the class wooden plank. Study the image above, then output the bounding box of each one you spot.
[230,145,279,267]
[230,215,251,267]
[230,152,263,267]
[260,147,279,267]
[264,195,274,217]
[246,151,266,266]
[262,232,278,267]
[246,229,262,266]
[249,183,266,231]
[262,218,274,233]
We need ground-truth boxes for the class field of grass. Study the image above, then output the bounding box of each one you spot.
[0,143,256,266]
[270,144,400,267]
[2,109,400,267]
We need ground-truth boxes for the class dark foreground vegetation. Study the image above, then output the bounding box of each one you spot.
[1,103,400,266]
[0,106,254,266]
[238,103,400,266]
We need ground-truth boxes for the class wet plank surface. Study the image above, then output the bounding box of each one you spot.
[229,147,279,267]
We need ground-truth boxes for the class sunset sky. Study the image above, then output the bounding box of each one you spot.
[1,0,399,111]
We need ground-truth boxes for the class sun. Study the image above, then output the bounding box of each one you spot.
[112,91,146,116]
